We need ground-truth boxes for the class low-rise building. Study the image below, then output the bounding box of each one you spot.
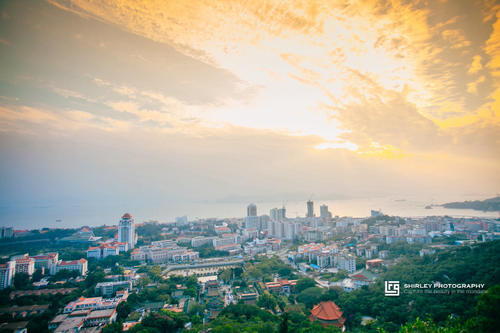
[130,242,198,264]
[309,301,346,330]
[94,281,132,297]
[63,294,126,314]
[31,253,59,271]
[52,259,88,276]
[264,279,297,295]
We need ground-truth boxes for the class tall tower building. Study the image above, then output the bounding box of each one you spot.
[320,204,332,219]
[270,207,286,221]
[307,200,314,218]
[118,213,136,249]
[0,261,15,289]
[247,203,257,217]
[278,206,286,219]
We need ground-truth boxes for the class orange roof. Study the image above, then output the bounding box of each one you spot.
[309,301,345,327]
[122,213,132,219]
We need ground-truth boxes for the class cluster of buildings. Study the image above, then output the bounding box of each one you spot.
[264,278,297,295]
[242,238,281,255]
[242,202,333,241]
[87,242,128,260]
[131,240,199,264]
[291,242,357,273]
[49,292,128,333]
[86,213,138,260]
[0,252,88,289]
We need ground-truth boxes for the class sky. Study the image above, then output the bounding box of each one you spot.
[0,0,499,223]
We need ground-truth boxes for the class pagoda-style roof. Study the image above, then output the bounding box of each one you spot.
[309,301,346,328]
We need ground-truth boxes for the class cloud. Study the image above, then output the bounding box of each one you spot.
[441,29,471,48]
[467,75,486,94]
[0,0,498,214]
[468,55,483,74]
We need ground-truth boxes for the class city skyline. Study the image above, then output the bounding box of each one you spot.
[0,0,499,223]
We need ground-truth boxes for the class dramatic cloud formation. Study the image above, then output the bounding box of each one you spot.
[0,0,498,224]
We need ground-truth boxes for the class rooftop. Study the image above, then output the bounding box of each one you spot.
[309,301,345,327]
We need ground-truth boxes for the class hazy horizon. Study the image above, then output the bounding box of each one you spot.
[1,0,499,227]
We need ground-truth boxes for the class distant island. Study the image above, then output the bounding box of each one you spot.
[442,196,500,212]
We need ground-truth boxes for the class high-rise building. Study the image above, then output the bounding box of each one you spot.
[1,227,13,238]
[278,206,286,219]
[0,261,15,289]
[118,213,136,249]
[15,257,35,276]
[307,200,314,218]
[270,207,286,221]
[245,216,260,229]
[247,203,257,217]
[320,204,332,219]
[270,208,279,221]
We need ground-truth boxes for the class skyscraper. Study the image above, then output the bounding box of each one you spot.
[0,261,15,289]
[307,200,314,218]
[247,203,257,217]
[118,213,136,249]
[278,206,286,219]
[270,207,286,221]
[320,204,332,219]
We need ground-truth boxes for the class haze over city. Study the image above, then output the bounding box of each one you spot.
[0,0,499,227]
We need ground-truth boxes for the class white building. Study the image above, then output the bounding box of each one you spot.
[284,222,301,240]
[130,242,199,264]
[191,236,216,247]
[0,261,15,289]
[52,259,88,276]
[245,216,260,229]
[87,242,127,260]
[118,213,136,249]
[95,281,132,297]
[31,253,59,270]
[270,207,286,221]
[15,256,35,276]
[213,234,238,247]
[336,255,356,273]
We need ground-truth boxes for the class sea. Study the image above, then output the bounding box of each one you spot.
[0,195,498,229]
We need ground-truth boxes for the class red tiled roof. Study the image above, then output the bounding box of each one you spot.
[309,301,345,327]
[122,213,132,219]
[59,259,87,266]
[15,258,33,263]
[351,274,369,281]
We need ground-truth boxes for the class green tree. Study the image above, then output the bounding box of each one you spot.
[279,312,289,333]
[32,269,43,282]
[85,269,106,288]
[295,278,316,293]
[116,301,132,322]
[187,302,204,316]
[14,272,30,289]
[101,321,122,333]
[257,293,278,310]
[149,266,162,282]
[296,287,323,309]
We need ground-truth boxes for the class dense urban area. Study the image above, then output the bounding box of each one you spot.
[0,201,499,333]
